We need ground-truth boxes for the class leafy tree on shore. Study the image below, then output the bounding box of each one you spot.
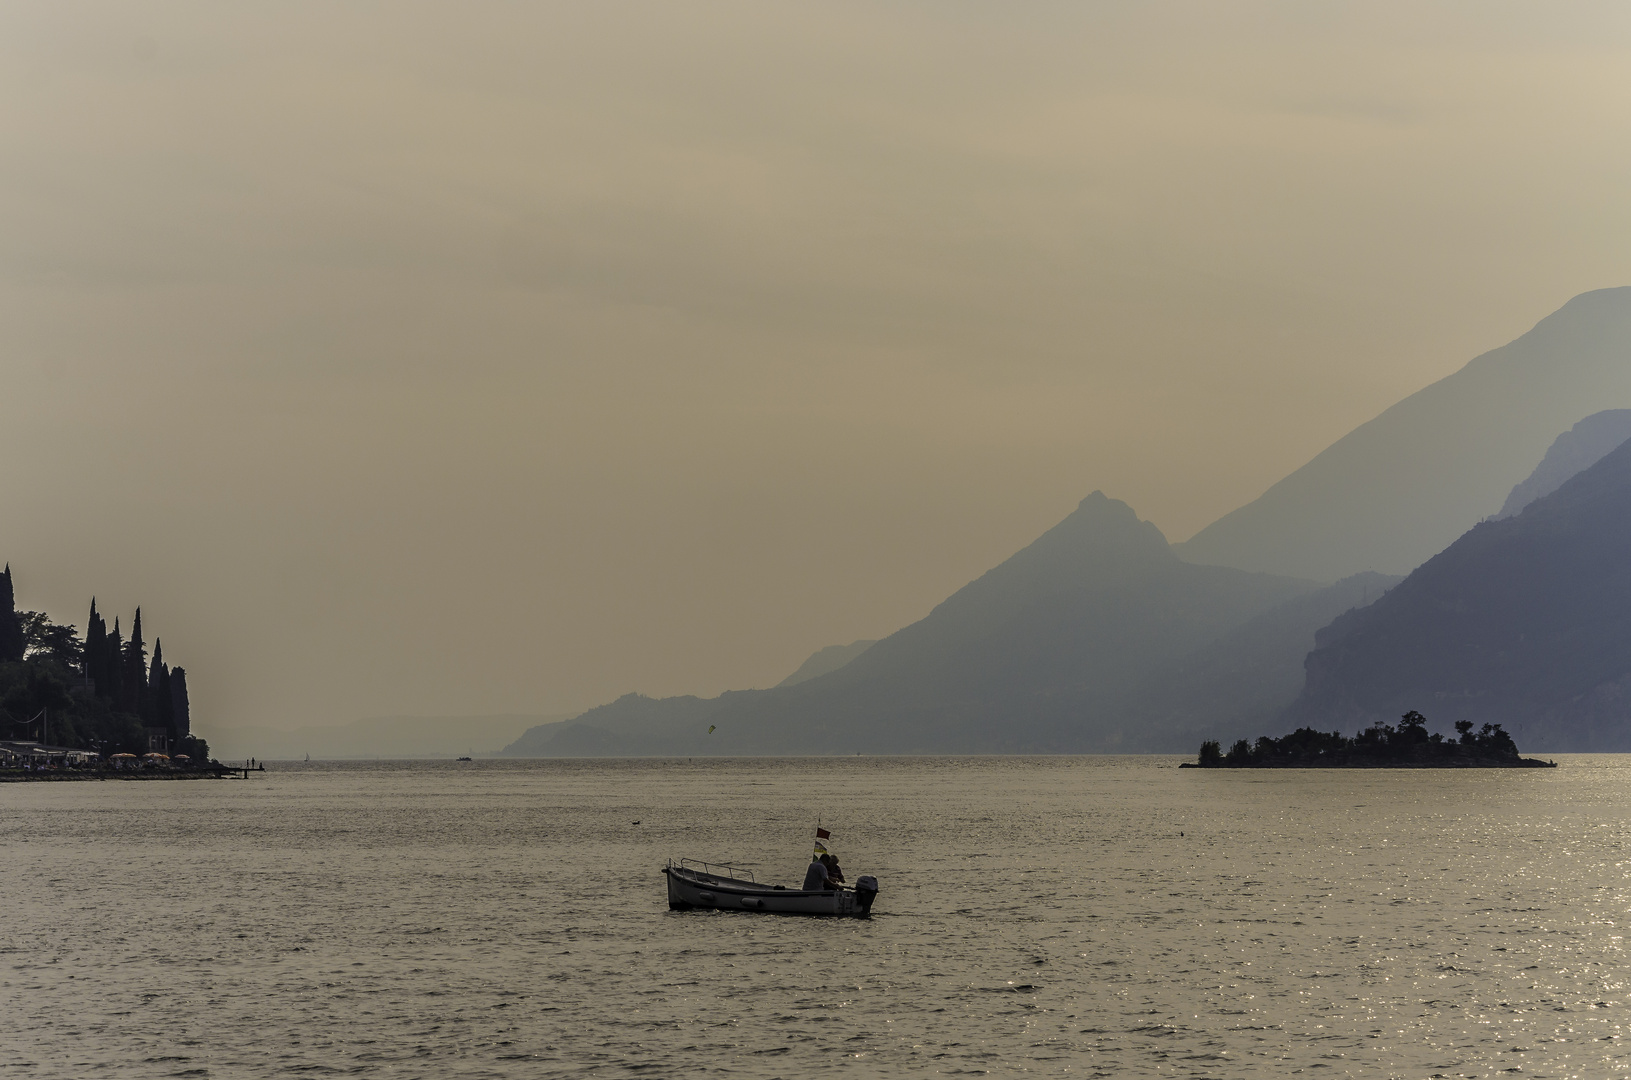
[18,611,84,666]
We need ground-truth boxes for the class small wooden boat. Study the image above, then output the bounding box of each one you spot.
[664,859,878,917]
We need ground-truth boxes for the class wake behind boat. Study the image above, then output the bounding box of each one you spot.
[664,858,879,917]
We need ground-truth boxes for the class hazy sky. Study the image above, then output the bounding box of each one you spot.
[3,2,1630,731]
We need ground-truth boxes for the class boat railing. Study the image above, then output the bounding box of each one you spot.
[676,858,757,883]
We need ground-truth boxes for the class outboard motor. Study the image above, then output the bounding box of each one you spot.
[854,875,879,914]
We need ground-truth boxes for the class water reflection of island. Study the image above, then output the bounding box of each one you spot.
[1182,711,1557,769]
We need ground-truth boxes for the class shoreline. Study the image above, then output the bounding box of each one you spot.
[0,770,238,782]
[1179,757,1557,770]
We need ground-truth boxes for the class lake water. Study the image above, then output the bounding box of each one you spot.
[2,756,1628,1078]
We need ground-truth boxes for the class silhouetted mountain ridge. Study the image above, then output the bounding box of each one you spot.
[1130,571,1402,746]
[1497,409,1631,518]
[1286,432,1631,750]
[504,492,1341,754]
[776,640,876,687]
[501,289,1631,756]
[1176,287,1631,580]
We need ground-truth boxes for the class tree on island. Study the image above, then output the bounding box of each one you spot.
[1188,710,1547,768]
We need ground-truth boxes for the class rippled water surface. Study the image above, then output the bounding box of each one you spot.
[4,756,1631,1078]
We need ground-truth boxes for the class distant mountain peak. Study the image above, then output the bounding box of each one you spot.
[1039,490,1171,556]
[903,492,1175,635]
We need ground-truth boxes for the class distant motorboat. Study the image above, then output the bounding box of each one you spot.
[663,859,878,917]
[456,756,473,762]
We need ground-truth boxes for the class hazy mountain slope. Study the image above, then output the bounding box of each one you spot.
[215,714,567,760]
[1285,435,1631,750]
[501,696,717,756]
[776,639,876,687]
[1497,410,1631,518]
[1175,287,1631,580]
[503,492,1321,755]
[1129,571,1401,749]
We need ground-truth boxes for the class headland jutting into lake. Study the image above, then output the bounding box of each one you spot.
[1,563,223,778]
[1182,710,1556,768]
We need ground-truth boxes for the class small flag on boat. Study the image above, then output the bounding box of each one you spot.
[813,841,828,856]
[816,827,830,840]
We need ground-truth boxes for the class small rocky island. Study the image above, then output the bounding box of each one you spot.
[1182,711,1557,768]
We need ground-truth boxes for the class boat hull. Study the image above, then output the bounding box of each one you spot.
[664,864,874,917]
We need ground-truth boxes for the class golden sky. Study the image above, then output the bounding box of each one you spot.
[2,2,1629,729]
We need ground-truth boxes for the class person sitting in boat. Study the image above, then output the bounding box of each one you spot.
[803,854,832,891]
[821,852,846,885]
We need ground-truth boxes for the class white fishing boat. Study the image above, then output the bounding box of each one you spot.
[663,858,879,917]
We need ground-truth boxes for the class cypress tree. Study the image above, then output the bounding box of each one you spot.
[123,608,148,718]
[0,565,24,663]
[150,639,174,733]
[106,617,125,710]
[85,599,107,693]
[170,667,190,739]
